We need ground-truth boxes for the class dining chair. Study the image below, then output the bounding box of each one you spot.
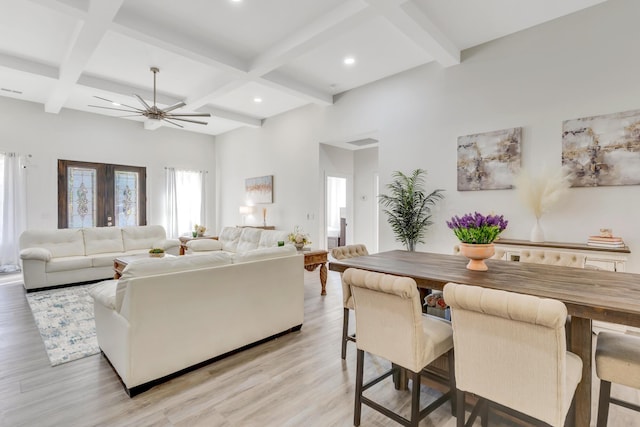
[331,244,369,359]
[595,331,640,427]
[443,282,582,427]
[344,268,455,427]
[519,249,586,268]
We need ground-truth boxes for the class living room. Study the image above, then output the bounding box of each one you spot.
[2,0,640,426]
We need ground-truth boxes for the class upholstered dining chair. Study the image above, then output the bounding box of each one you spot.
[595,331,640,427]
[344,268,455,427]
[519,249,586,268]
[331,244,369,359]
[443,282,582,427]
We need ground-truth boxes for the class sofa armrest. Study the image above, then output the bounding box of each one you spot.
[20,247,52,261]
[153,239,180,250]
[89,280,118,310]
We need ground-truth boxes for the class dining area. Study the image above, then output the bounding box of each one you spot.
[329,249,640,427]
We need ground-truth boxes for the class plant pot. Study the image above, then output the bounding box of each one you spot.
[459,243,495,271]
[149,253,165,258]
[294,243,305,250]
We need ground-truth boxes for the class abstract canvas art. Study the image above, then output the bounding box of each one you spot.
[457,127,521,191]
[562,109,640,187]
[245,175,273,204]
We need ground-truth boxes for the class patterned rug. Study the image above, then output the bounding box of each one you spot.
[26,284,100,366]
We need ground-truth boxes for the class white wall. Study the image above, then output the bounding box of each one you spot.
[216,0,640,271]
[354,147,378,251]
[0,97,216,232]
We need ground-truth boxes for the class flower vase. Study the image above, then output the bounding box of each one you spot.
[530,218,545,242]
[459,243,495,271]
[294,243,304,251]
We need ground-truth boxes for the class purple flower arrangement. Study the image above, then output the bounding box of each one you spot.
[446,212,508,244]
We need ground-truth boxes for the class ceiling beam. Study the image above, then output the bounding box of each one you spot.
[0,53,58,79]
[183,77,249,111]
[260,70,333,105]
[364,0,460,67]
[45,0,125,113]
[78,74,261,128]
[249,0,373,77]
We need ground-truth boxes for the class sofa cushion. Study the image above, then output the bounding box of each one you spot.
[45,256,93,273]
[219,226,242,252]
[83,227,124,255]
[187,239,223,252]
[90,252,129,268]
[89,280,118,310]
[233,245,297,264]
[121,225,167,252]
[115,252,233,311]
[258,230,290,249]
[19,228,85,258]
[236,228,262,252]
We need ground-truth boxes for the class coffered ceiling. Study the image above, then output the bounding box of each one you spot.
[0,0,606,136]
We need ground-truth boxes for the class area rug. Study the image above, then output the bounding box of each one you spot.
[26,284,100,366]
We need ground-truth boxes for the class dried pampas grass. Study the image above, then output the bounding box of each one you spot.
[515,166,572,219]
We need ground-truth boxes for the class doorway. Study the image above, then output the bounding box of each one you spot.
[326,175,347,249]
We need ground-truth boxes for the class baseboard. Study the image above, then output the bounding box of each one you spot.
[25,278,111,293]
[102,323,304,397]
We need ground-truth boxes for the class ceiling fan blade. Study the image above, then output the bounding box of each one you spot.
[134,94,152,111]
[92,96,145,112]
[169,117,209,125]
[166,113,211,117]
[163,101,186,113]
[93,95,115,103]
[88,105,143,114]
[162,118,184,128]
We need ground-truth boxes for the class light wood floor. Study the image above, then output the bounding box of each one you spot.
[1,271,639,427]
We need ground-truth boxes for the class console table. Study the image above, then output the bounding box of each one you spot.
[300,249,328,295]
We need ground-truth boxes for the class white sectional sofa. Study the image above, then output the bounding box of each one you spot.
[19,225,179,291]
[185,226,291,254]
[89,245,303,396]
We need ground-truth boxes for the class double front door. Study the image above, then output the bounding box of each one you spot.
[58,159,147,228]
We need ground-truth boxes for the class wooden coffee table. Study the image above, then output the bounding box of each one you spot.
[300,249,329,295]
[113,253,174,279]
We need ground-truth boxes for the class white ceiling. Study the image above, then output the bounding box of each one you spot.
[0,0,607,136]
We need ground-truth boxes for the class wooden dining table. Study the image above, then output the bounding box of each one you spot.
[329,250,640,427]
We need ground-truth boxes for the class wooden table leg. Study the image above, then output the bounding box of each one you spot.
[570,316,592,427]
[320,262,327,295]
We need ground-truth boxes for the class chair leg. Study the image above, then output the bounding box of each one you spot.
[448,349,456,416]
[456,389,465,427]
[596,380,612,427]
[481,401,489,427]
[354,349,365,426]
[410,370,421,427]
[342,308,350,359]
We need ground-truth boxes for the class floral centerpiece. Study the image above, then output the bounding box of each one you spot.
[193,224,206,237]
[446,212,508,271]
[288,226,311,250]
[148,248,165,257]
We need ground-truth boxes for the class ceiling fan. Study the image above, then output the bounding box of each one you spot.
[89,67,210,128]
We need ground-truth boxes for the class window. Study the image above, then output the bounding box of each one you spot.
[58,160,146,228]
[165,168,206,238]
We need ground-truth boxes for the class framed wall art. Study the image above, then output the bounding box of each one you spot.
[562,109,640,187]
[457,127,521,191]
[245,175,273,204]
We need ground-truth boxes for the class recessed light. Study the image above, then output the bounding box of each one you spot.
[112,102,121,106]
[343,56,356,65]
[231,0,242,2]
[253,97,262,103]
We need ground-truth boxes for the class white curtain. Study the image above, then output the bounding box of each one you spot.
[165,168,206,238]
[0,153,27,272]
[165,167,178,238]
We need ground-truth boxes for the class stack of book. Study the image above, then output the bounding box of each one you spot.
[587,235,626,248]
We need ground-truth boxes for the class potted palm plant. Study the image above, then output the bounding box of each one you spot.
[378,169,444,251]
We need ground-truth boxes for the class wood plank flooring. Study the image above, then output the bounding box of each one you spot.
[1,271,639,426]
